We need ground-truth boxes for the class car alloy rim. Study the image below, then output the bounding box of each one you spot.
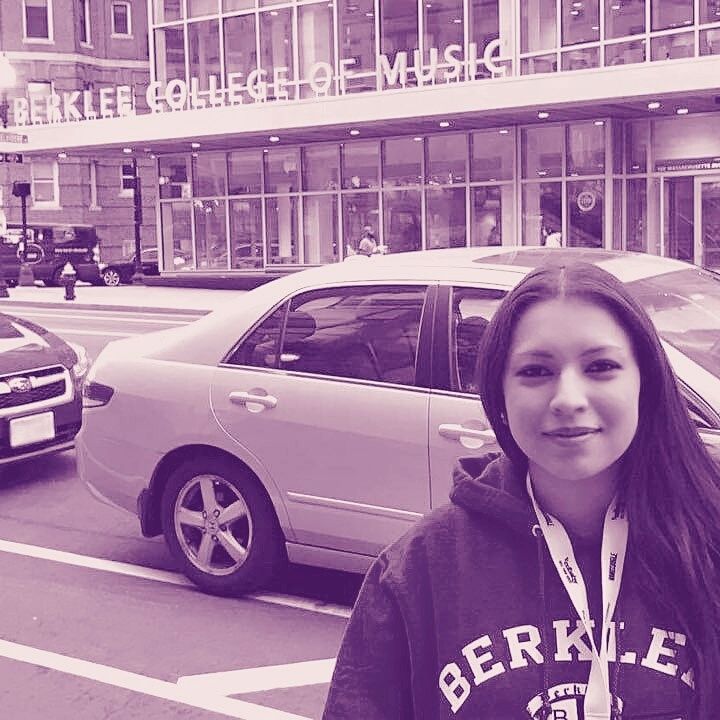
[174,473,253,576]
[104,270,120,286]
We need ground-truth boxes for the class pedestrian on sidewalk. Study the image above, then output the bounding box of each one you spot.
[322,260,720,720]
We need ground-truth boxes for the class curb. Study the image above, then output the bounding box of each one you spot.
[0,299,211,316]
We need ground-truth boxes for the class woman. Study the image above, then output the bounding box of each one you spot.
[322,261,720,719]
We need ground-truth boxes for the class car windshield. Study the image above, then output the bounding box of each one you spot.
[628,268,720,377]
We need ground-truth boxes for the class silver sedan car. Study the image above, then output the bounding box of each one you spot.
[77,248,720,595]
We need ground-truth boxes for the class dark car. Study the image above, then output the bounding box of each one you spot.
[99,247,189,286]
[0,311,89,466]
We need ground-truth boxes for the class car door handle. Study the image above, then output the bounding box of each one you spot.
[229,391,278,409]
[438,423,495,441]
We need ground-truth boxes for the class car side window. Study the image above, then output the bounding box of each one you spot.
[225,303,288,368]
[451,287,506,394]
[281,285,428,385]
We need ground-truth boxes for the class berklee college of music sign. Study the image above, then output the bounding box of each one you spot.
[11,41,505,127]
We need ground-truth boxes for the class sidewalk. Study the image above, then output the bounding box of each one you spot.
[0,283,247,315]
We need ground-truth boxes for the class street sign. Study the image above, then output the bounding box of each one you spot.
[0,132,28,144]
[0,153,23,163]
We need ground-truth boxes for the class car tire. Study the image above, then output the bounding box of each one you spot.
[160,455,286,596]
[46,267,64,287]
[102,268,121,287]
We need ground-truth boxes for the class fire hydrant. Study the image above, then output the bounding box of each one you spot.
[60,262,77,301]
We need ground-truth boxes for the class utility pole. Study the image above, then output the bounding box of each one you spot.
[131,156,144,284]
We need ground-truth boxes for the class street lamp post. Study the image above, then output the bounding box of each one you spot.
[0,54,16,297]
[131,157,145,284]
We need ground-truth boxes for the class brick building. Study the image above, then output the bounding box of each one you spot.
[0,0,154,262]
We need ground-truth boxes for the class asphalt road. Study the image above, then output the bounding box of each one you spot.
[0,304,364,719]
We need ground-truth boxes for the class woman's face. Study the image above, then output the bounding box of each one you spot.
[502,297,641,488]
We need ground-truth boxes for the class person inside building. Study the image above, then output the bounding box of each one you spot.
[346,226,379,259]
[322,261,720,719]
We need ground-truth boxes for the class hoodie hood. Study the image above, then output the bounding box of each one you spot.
[450,452,536,535]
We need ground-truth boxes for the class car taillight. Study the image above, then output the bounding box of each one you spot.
[82,381,114,408]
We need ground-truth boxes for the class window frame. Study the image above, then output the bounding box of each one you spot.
[120,161,136,197]
[31,160,60,208]
[23,0,54,42]
[111,1,132,38]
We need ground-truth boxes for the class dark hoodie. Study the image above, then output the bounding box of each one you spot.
[322,454,694,720]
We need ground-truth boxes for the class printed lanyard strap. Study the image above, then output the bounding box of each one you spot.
[526,473,629,720]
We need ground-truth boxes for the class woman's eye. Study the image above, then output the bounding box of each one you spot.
[587,359,621,373]
[516,365,551,378]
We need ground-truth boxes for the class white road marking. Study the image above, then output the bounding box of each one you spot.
[0,638,313,720]
[16,310,191,325]
[177,659,336,696]
[48,327,139,337]
[0,539,352,618]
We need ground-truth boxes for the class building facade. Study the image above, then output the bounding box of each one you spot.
[11,0,720,276]
[0,0,154,260]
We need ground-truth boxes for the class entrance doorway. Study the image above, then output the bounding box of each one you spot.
[663,176,694,264]
[695,176,720,272]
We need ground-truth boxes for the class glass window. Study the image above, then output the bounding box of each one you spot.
[342,141,379,189]
[562,0,599,45]
[161,202,194,270]
[228,149,262,195]
[155,27,186,84]
[78,0,90,43]
[471,129,514,182]
[194,199,228,269]
[226,303,287,369]
[188,20,220,91]
[24,0,50,39]
[224,14,257,102]
[700,29,720,55]
[426,187,466,249]
[423,0,463,70]
[384,190,421,253]
[521,0,556,52]
[605,38,646,65]
[567,121,605,176]
[112,2,131,35]
[612,119,624,174]
[522,125,563,178]
[664,176,694,262]
[523,182,561,246]
[612,179,622,250]
[192,152,227,196]
[381,0,418,67]
[230,198,263,269]
[426,134,467,185]
[561,47,600,70]
[382,137,422,187]
[188,0,217,17]
[266,195,299,264]
[650,32,695,61]
[260,7,295,100]
[303,195,339,264]
[651,0,693,31]
[567,180,603,248]
[520,53,557,74]
[155,0,184,23]
[469,0,501,64]
[264,148,299,193]
[701,1,720,23]
[120,161,136,194]
[471,185,512,246]
[159,155,191,200]
[605,0,645,39]
[338,0,376,92]
[451,287,506,394]
[224,0,254,10]
[342,192,379,256]
[303,145,340,192]
[626,120,648,173]
[298,3,335,98]
[31,161,58,204]
[281,286,427,385]
[627,178,647,252]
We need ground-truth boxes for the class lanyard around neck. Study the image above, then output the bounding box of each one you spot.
[526,473,629,720]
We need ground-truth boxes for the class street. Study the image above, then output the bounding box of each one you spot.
[0,303,362,719]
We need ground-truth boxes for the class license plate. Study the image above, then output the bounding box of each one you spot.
[9,412,55,448]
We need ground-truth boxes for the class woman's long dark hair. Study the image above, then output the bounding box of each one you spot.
[477,261,720,717]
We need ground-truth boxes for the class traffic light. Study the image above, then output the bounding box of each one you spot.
[12,181,31,198]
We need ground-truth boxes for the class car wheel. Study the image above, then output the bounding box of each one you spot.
[102,268,121,287]
[47,267,64,287]
[160,455,286,596]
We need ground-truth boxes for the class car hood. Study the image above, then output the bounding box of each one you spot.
[0,313,76,373]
